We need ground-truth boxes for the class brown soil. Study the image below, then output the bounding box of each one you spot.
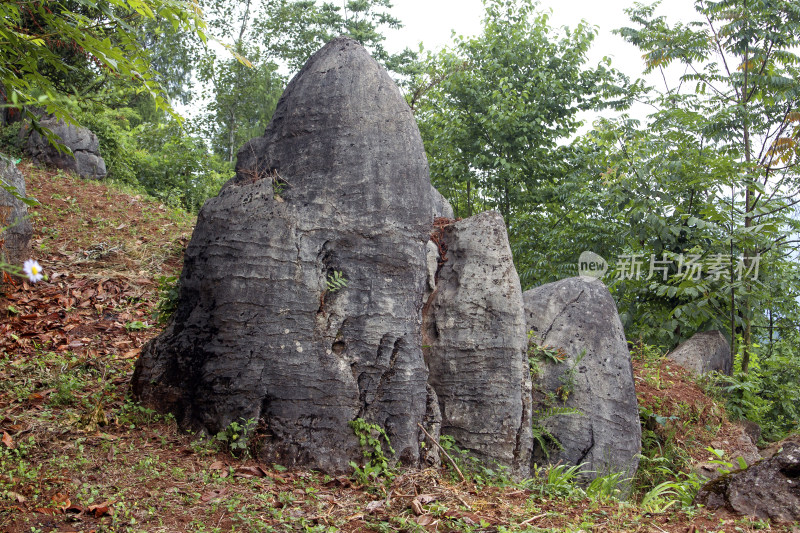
[0,163,794,532]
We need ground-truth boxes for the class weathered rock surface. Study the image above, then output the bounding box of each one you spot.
[0,158,32,267]
[667,330,732,376]
[523,277,641,480]
[431,186,454,219]
[132,37,432,473]
[424,210,533,477]
[695,439,800,522]
[694,424,762,481]
[24,118,107,179]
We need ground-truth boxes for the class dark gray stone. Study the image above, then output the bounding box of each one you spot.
[0,158,32,267]
[424,210,533,477]
[24,118,107,179]
[523,277,641,482]
[695,440,800,522]
[667,330,732,376]
[132,37,433,473]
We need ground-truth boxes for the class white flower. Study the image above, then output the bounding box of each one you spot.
[23,259,43,283]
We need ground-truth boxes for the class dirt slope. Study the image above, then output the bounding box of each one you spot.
[0,163,790,532]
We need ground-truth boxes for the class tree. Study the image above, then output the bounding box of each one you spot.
[198,42,284,162]
[412,0,630,281]
[0,0,207,132]
[253,0,416,76]
[616,0,800,367]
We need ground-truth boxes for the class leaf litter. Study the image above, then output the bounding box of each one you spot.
[0,163,791,532]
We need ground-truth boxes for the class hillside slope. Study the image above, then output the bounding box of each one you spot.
[0,162,791,532]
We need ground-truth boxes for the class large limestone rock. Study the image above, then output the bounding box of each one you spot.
[523,277,641,480]
[695,439,800,522]
[667,330,732,376]
[424,210,533,477]
[24,117,107,179]
[132,38,432,473]
[0,158,32,267]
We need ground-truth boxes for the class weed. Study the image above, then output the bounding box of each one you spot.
[124,320,152,331]
[531,405,582,460]
[326,270,348,292]
[153,274,180,324]
[215,418,257,457]
[348,418,395,485]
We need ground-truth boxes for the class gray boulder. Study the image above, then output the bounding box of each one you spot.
[24,118,107,179]
[695,439,800,522]
[667,330,732,376]
[0,158,32,268]
[424,210,533,477]
[132,38,432,473]
[523,277,641,481]
[431,185,454,219]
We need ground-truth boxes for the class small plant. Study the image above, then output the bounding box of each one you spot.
[639,480,679,513]
[326,270,348,292]
[528,342,567,365]
[124,320,152,331]
[531,406,582,460]
[585,471,627,501]
[348,418,395,485]
[153,275,180,324]
[556,349,586,402]
[705,446,747,474]
[215,418,257,457]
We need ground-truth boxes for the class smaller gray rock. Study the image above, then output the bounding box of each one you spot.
[695,440,800,522]
[431,185,454,219]
[524,277,641,484]
[24,118,107,179]
[0,158,32,268]
[667,330,732,376]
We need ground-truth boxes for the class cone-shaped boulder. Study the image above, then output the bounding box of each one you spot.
[132,37,432,473]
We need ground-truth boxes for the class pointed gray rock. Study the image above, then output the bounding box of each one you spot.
[424,210,533,477]
[132,37,433,473]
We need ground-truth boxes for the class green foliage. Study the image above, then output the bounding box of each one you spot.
[705,446,747,474]
[154,275,180,325]
[135,120,233,212]
[196,41,284,162]
[413,0,630,281]
[437,434,514,487]
[0,122,23,158]
[326,270,348,293]
[348,418,395,484]
[531,406,583,460]
[0,0,206,128]
[251,0,416,76]
[215,418,257,457]
[609,0,800,357]
[72,103,145,185]
[706,334,800,441]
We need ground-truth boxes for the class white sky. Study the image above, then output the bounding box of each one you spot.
[382,0,700,127]
[383,0,698,81]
